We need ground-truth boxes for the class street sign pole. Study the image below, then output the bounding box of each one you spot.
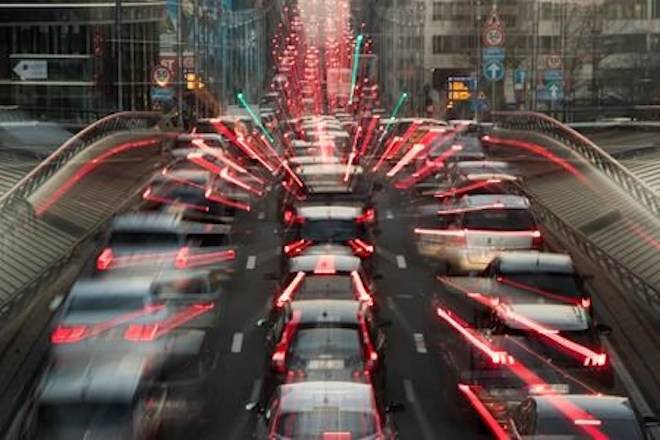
[115,0,123,111]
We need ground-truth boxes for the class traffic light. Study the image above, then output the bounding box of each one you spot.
[185,72,205,90]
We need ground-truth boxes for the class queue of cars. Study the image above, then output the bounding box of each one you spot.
[249,114,402,440]
[376,121,657,439]
[17,118,277,439]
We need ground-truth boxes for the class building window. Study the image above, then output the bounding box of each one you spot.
[432,2,443,21]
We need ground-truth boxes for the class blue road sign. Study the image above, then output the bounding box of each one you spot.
[544,80,564,100]
[483,60,504,82]
[470,98,490,112]
[150,87,174,102]
[544,69,563,81]
[483,47,505,61]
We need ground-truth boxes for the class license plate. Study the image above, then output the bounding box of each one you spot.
[307,359,345,370]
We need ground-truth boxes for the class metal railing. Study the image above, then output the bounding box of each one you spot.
[0,111,173,213]
[493,111,660,217]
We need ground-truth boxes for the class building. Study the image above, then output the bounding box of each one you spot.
[0,1,164,124]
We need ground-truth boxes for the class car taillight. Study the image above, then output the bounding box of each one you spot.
[580,297,591,309]
[96,248,113,271]
[365,348,379,372]
[174,246,190,269]
[348,239,374,257]
[531,230,543,249]
[51,325,88,344]
[357,208,376,224]
[283,209,295,224]
[124,323,159,342]
[284,239,312,257]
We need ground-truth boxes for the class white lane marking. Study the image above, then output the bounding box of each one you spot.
[386,296,396,311]
[49,295,64,311]
[246,255,256,270]
[231,332,244,353]
[258,211,265,220]
[413,333,428,354]
[386,210,394,220]
[249,378,262,403]
[403,379,416,403]
[603,337,659,439]
[396,255,407,269]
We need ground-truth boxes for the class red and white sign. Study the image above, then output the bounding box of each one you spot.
[151,65,172,87]
[482,26,506,47]
[546,54,563,69]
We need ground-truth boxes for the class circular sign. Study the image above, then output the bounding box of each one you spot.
[546,54,562,70]
[151,65,172,87]
[482,26,505,47]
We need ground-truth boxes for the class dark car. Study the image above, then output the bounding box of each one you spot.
[261,300,387,405]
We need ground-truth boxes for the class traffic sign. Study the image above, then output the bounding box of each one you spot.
[13,60,48,80]
[151,65,172,87]
[544,69,563,81]
[483,60,504,82]
[150,87,174,102]
[482,26,506,47]
[485,7,504,28]
[483,47,505,61]
[544,81,563,101]
[546,54,562,70]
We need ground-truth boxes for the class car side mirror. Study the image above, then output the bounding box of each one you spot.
[256,318,269,328]
[596,323,612,335]
[643,416,660,428]
[385,402,405,413]
[245,402,264,414]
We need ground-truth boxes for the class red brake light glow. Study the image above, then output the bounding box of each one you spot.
[351,271,373,307]
[347,239,374,257]
[457,384,509,440]
[271,310,301,373]
[96,248,113,271]
[51,325,88,344]
[314,255,336,274]
[356,208,376,224]
[276,271,306,307]
[284,239,312,257]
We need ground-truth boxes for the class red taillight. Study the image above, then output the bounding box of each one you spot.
[283,209,295,224]
[581,297,591,309]
[96,248,113,271]
[348,239,374,258]
[174,246,190,269]
[124,323,159,341]
[271,347,288,374]
[51,325,88,344]
[531,230,543,249]
[284,239,312,257]
[356,208,376,224]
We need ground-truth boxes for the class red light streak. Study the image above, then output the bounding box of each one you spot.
[96,248,113,271]
[219,167,264,196]
[436,306,514,365]
[496,276,583,306]
[124,302,214,342]
[356,208,376,224]
[283,239,313,257]
[271,310,302,373]
[372,136,401,172]
[276,272,305,307]
[142,190,210,213]
[457,384,510,440]
[386,143,425,178]
[191,138,249,174]
[358,116,380,156]
[351,270,373,306]
[205,189,251,212]
[160,170,206,189]
[210,121,276,173]
[347,238,374,257]
[434,179,502,198]
[36,139,160,216]
[188,152,222,174]
[437,203,506,215]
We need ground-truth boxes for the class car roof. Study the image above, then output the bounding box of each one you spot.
[462,194,530,209]
[497,252,575,274]
[297,164,363,176]
[111,213,231,235]
[40,355,147,404]
[288,155,342,165]
[292,300,361,325]
[152,169,211,184]
[69,277,153,300]
[289,254,361,273]
[532,394,636,421]
[497,303,590,331]
[296,204,362,220]
[279,381,373,413]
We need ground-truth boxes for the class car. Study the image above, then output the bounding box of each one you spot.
[414,194,543,273]
[282,204,376,260]
[508,394,656,439]
[416,160,519,199]
[95,212,234,274]
[273,251,376,307]
[256,381,398,440]
[22,354,164,440]
[482,252,593,311]
[428,134,486,163]
[261,300,387,404]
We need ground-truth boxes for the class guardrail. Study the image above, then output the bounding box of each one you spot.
[492,111,660,217]
[0,111,175,212]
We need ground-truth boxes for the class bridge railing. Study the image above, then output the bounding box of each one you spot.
[0,111,174,212]
[492,111,660,217]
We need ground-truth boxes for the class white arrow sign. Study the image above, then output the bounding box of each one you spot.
[488,63,500,77]
[13,60,48,80]
[549,83,560,99]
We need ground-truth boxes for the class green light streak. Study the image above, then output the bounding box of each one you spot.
[381,92,408,136]
[236,92,275,143]
[348,34,364,105]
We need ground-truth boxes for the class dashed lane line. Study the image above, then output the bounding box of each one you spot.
[246,255,256,270]
[231,332,244,353]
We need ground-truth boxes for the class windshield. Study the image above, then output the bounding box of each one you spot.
[298,276,354,300]
[288,327,363,370]
[503,273,584,300]
[110,232,180,248]
[69,295,144,313]
[463,209,536,231]
[300,220,359,242]
[275,410,377,439]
